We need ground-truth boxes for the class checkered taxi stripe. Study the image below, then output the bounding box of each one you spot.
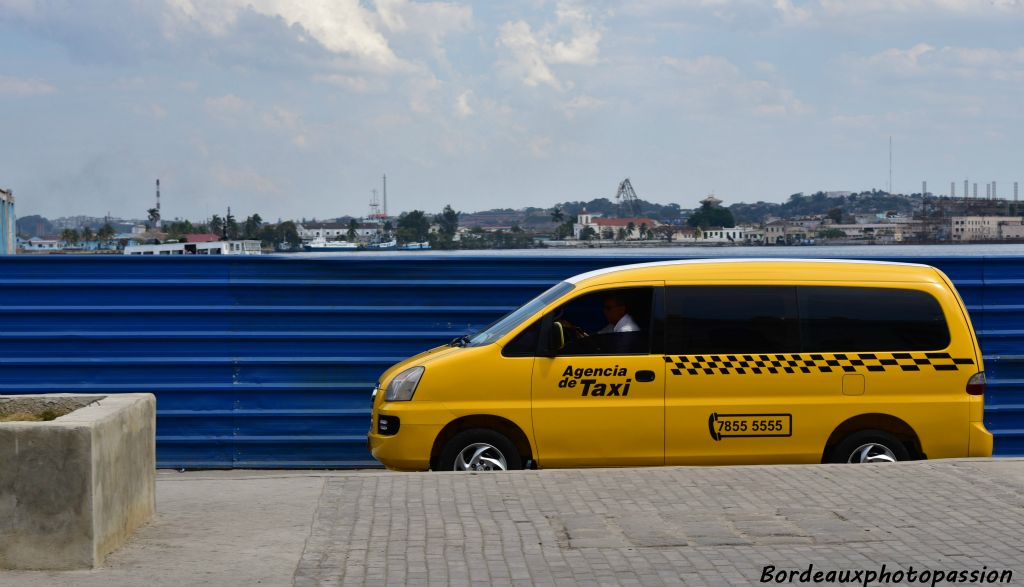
[663,352,975,376]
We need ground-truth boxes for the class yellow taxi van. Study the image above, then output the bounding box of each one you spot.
[368,259,992,471]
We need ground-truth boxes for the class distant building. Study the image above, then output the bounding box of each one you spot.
[184,233,221,243]
[1,188,13,254]
[950,216,1024,241]
[827,223,909,243]
[124,240,262,255]
[297,221,379,241]
[698,226,762,244]
[573,209,659,240]
[20,237,63,252]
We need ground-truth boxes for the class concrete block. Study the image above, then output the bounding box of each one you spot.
[0,393,156,570]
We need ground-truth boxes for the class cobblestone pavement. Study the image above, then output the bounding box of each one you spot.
[293,460,1024,586]
[5,460,1023,587]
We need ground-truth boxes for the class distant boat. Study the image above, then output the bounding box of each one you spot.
[366,239,397,250]
[303,236,359,252]
[398,241,431,250]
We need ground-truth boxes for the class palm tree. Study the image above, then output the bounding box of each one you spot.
[347,218,359,241]
[97,223,116,241]
[60,228,80,244]
[550,207,565,223]
[209,215,224,238]
[626,222,636,240]
[81,227,95,242]
[616,227,627,241]
[639,223,649,240]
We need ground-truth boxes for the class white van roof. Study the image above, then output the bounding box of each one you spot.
[564,258,932,284]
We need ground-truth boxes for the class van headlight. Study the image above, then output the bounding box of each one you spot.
[384,366,424,401]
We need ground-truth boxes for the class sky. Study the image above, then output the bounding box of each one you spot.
[1,0,1022,221]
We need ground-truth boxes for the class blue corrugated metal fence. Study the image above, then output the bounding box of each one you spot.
[0,253,1020,467]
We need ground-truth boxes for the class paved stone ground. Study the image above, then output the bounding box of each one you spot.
[292,460,1024,586]
[5,460,1023,586]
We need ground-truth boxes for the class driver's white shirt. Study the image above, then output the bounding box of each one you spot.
[597,313,640,334]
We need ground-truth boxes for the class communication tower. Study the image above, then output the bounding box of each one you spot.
[615,178,642,216]
[155,179,162,229]
[368,174,389,220]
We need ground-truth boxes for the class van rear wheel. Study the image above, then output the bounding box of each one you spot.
[438,429,522,472]
[828,429,910,463]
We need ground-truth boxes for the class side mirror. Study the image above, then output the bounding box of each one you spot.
[548,322,565,355]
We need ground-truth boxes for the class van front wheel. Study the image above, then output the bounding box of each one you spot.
[439,429,522,472]
[828,429,910,464]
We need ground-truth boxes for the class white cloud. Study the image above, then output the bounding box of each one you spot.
[454,90,474,118]
[203,96,310,146]
[161,0,472,74]
[407,75,442,113]
[7,0,470,75]
[496,0,604,90]
[314,73,374,93]
[662,55,740,79]
[375,0,471,35]
[261,107,308,147]
[213,165,280,193]
[497,20,562,90]
[622,0,1024,27]
[0,75,55,96]
[166,0,407,71]
[530,136,553,158]
[549,1,601,65]
[662,55,810,117]
[849,44,1024,82]
[773,0,812,24]
[204,94,250,118]
[817,0,1023,18]
[562,94,605,119]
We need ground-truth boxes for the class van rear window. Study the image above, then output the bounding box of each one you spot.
[666,286,800,355]
[665,285,950,354]
[798,286,949,352]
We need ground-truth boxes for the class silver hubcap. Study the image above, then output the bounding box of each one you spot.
[848,443,897,463]
[454,443,507,471]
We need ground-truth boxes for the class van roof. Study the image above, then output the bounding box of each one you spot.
[565,258,941,286]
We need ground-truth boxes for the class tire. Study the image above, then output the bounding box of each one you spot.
[827,429,911,464]
[438,429,522,472]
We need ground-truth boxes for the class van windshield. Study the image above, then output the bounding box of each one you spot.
[465,282,575,347]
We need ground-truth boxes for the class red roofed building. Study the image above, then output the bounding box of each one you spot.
[574,208,659,240]
[185,234,221,243]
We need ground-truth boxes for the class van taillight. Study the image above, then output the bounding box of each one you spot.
[966,372,986,396]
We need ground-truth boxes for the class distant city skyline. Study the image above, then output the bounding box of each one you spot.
[2,1,1022,220]
[17,178,1023,226]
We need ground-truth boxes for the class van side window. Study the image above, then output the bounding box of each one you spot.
[553,287,653,356]
[799,287,950,352]
[666,286,799,355]
[503,320,541,357]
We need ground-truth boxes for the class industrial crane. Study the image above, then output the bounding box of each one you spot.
[615,178,642,216]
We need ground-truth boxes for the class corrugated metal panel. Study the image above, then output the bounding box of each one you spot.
[0,253,1021,467]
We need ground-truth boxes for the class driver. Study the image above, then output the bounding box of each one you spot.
[598,293,640,334]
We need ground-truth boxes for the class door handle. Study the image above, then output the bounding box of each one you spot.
[635,370,656,382]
